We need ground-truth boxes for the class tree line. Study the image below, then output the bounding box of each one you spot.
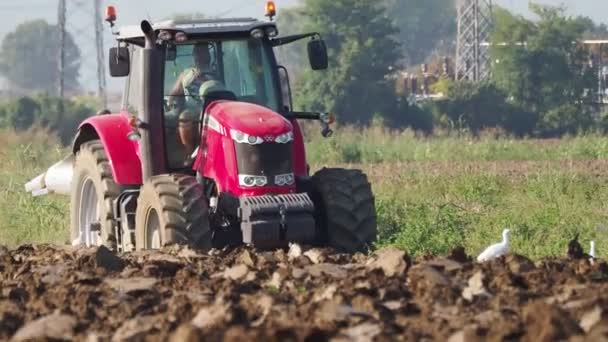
[0,95,95,145]
[285,1,608,137]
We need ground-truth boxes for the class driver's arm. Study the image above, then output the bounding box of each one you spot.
[168,73,186,111]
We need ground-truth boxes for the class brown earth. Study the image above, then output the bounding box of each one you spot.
[1,244,608,341]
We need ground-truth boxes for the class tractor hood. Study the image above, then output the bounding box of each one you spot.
[206,101,292,137]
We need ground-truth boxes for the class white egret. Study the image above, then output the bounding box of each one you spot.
[477,229,510,262]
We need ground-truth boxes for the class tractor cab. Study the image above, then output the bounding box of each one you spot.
[109,15,329,170]
[25,4,377,254]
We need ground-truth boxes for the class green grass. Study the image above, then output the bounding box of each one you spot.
[0,127,606,260]
[304,125,608,164]
[0,129,70,246]
[363,163,608,259]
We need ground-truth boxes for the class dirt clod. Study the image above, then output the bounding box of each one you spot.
[462,271,491,301]
[366,247,409,277]
[192,300,232,329]
[93,245,126,272]
[580,306,604,333]
[105,277,157,293]
[222,264,249,281]
[523,301,583,341]
[12,312,76,341]
[169,324,204,342]
[305,263,348,279]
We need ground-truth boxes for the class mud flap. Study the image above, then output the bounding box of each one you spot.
[239,193,315,249]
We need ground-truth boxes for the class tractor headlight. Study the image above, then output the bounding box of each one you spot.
[230,129,264,145]
[239,175,268,187]
[275,173,295,186]
[274,131,293,144]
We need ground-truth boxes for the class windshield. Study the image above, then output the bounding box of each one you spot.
[163,39,280,113]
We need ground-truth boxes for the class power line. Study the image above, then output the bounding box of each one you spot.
[57,0,107,107]
[456,0,494,82]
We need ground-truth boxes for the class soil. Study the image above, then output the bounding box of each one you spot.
[1,243,608,341]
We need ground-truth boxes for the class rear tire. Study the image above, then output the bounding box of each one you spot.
[70,141,122,249]
[135,174,212,251]
[310,168,377,253]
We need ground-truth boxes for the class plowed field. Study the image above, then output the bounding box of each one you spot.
[1,244,608,341]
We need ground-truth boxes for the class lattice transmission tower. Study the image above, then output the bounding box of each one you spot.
[57,0,107,107]
[455,0,494,82]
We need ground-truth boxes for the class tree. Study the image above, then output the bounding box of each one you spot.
[33,94,92,144]
[294,0,401,124]
[0,20,81,94]
[578,15,608,39]
[274,7,308,79]
[0,95,95,145]
[490,5,597,136]
[8,97,39,131]
[383,0,457,65]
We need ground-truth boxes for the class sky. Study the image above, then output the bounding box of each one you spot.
[1,0,606,42]
[0,0,606,92]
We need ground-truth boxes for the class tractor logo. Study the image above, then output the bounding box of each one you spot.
[264,135,275,142]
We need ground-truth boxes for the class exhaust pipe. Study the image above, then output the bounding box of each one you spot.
[138,20,166,181]
[141,20,155,49]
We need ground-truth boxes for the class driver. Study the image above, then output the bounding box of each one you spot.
[168,42,215,165]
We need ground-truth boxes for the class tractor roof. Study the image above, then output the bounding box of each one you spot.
[117,18,276,42]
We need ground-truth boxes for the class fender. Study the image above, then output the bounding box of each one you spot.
[73,113,142,185]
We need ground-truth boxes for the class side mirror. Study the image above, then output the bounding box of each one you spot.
[308,38,328,70]
[109,47,130,77]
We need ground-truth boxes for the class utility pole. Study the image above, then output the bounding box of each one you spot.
[57,0,66,100]
[456,0,494,82]
[94,0,107,107]
[57,0,107,108]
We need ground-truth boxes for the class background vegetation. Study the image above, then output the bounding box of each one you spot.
[1,127,605,260]
[2,2,608,138]
[0,130,69,246]
[0,95,97,145]
[0,20,81,94]
[276,2,608,137]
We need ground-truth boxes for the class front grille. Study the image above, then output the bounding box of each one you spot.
[235,142,292,183]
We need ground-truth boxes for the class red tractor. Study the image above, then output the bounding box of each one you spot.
[25,4,376,253]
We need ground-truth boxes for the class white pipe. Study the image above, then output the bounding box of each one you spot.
[24,173,45,194]
[24,155,74,196]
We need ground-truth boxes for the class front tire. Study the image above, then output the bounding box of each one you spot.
[310,168,377,253]
[70,141,122,249]
[135,174,212,251]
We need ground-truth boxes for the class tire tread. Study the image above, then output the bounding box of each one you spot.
[311,168,377,253]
